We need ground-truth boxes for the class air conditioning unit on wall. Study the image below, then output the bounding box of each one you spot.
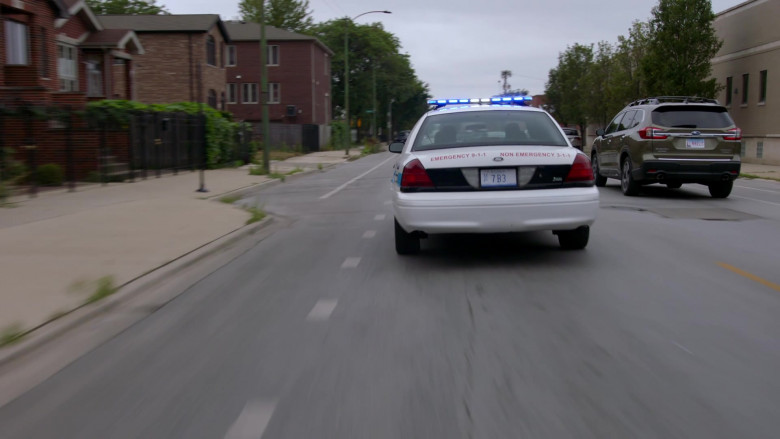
[286,105,297,117]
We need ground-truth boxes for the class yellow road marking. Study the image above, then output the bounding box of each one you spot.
[717,262,780,292]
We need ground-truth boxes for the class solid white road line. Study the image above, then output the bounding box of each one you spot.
[341,257,361,268]
[735,185,780,194]
[224,399,277,439]
[732,195,780,207]
[306,299,338,321]
[374,214,386,221]
[319,156,395,199]
[363,230,377,239]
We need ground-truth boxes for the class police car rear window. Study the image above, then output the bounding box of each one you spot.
[651,105,734,129]
[412,110,568,151]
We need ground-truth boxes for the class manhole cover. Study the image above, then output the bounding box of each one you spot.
[650,207,759,221]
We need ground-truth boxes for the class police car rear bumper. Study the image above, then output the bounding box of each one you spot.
[394,187,599,234]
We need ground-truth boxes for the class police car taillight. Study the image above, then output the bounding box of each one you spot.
[565,154,594,182]
[401,159,434,190]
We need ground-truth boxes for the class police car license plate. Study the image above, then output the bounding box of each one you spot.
[481,169,516,188]
[686,138,705,149]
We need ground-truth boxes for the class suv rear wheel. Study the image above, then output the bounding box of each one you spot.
[395,218,420,255]
[708,181,733,199]
[592,153,607,187]
[620,157,641,196]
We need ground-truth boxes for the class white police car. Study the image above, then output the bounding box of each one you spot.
[389,97,599,254]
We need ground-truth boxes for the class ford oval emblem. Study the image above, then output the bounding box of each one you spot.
[691,131,701,136]
[493,157,504,162]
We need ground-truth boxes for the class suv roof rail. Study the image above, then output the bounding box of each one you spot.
[628,96,720,106]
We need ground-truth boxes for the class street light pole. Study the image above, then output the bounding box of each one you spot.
[344,10,390,155]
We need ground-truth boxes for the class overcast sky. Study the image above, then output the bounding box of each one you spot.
[160,0,739,98]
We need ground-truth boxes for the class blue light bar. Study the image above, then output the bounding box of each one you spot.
[427,96,532,109]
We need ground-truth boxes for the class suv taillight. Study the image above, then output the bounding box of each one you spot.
[724,127,742,141]
[400,159,434,190]
[565,154,594,182]
[639,126,668,140]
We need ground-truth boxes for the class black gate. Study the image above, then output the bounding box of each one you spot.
[128,112,206,180]
[301,124,320,153]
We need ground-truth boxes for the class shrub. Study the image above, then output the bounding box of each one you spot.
[1,148,27,182]
[35,164,64,186]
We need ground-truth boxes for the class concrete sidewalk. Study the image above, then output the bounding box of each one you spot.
[0,149,361,337]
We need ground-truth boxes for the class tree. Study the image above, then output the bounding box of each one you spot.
[239,0,314,34]
[544,43,593,132]
[86,0,169,15]
[500,70,512,94]
[311,19,429,139]
[642,0,722,97]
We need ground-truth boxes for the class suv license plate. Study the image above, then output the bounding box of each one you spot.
[481,169,516,187]
[686,138,706,149]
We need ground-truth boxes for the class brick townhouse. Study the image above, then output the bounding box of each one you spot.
[2,0,143,180]
[98,14,230,109]
[223,21,333,148]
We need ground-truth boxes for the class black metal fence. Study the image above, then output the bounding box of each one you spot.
[1,102,252,198]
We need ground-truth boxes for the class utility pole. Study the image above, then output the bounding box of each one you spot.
[259,1,270,173]
[372,66,377,139]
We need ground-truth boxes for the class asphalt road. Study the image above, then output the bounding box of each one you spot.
[1,153,779,438]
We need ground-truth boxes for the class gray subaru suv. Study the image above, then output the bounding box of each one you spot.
[591,97,741,198]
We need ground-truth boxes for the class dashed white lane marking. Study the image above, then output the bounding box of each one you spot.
[319,156,395,199]
[671,341,695,355]
[224,399,277,439]
[306,299,338,321]
[375,214,386,221]
[341,257,361,268]
[363,230,377,238]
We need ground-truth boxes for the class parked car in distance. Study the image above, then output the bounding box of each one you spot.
[590,96,741,198]
[393,130,411,144]
[561,127,582,150]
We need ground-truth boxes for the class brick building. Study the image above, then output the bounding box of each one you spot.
[2,0,142,181]
[98,14,230,109]
[223,21,333,148]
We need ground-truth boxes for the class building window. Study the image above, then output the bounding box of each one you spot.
[86,56,104,97]
[227,83,238,104]
[5,20,29,65]
[759,70,767,104]
[741,74,749,105]
[208,89,217,108]
[40,27,49,77]
[268,83,280,103]
[226,45,236,66]
[267,45,279,66]
[725,76,732,106]
[757,141,764,159]
[57,44,78,91]
[242,83,258,103]
[206,35,216,66]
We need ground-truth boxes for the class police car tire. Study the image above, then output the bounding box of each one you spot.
[395,218,420,255]
[557,226,589,250]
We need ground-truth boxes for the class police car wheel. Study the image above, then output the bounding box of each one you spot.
[556,226,589,250]
[395,218,420,255]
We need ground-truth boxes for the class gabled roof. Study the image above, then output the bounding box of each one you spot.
[98,14,230,42]
[58,0,102,31]
[81,29,144,54]
[224,21,333,55]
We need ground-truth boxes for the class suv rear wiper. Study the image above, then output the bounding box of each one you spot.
[671,124,697,128]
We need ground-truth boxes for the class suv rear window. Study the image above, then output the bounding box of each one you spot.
[412,110,567,151]
[651,105,734,129]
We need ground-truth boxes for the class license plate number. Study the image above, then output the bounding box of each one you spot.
[480,169,516,187]
[686,138,706,149]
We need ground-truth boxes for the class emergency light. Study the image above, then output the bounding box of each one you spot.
[427,96,532,108]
